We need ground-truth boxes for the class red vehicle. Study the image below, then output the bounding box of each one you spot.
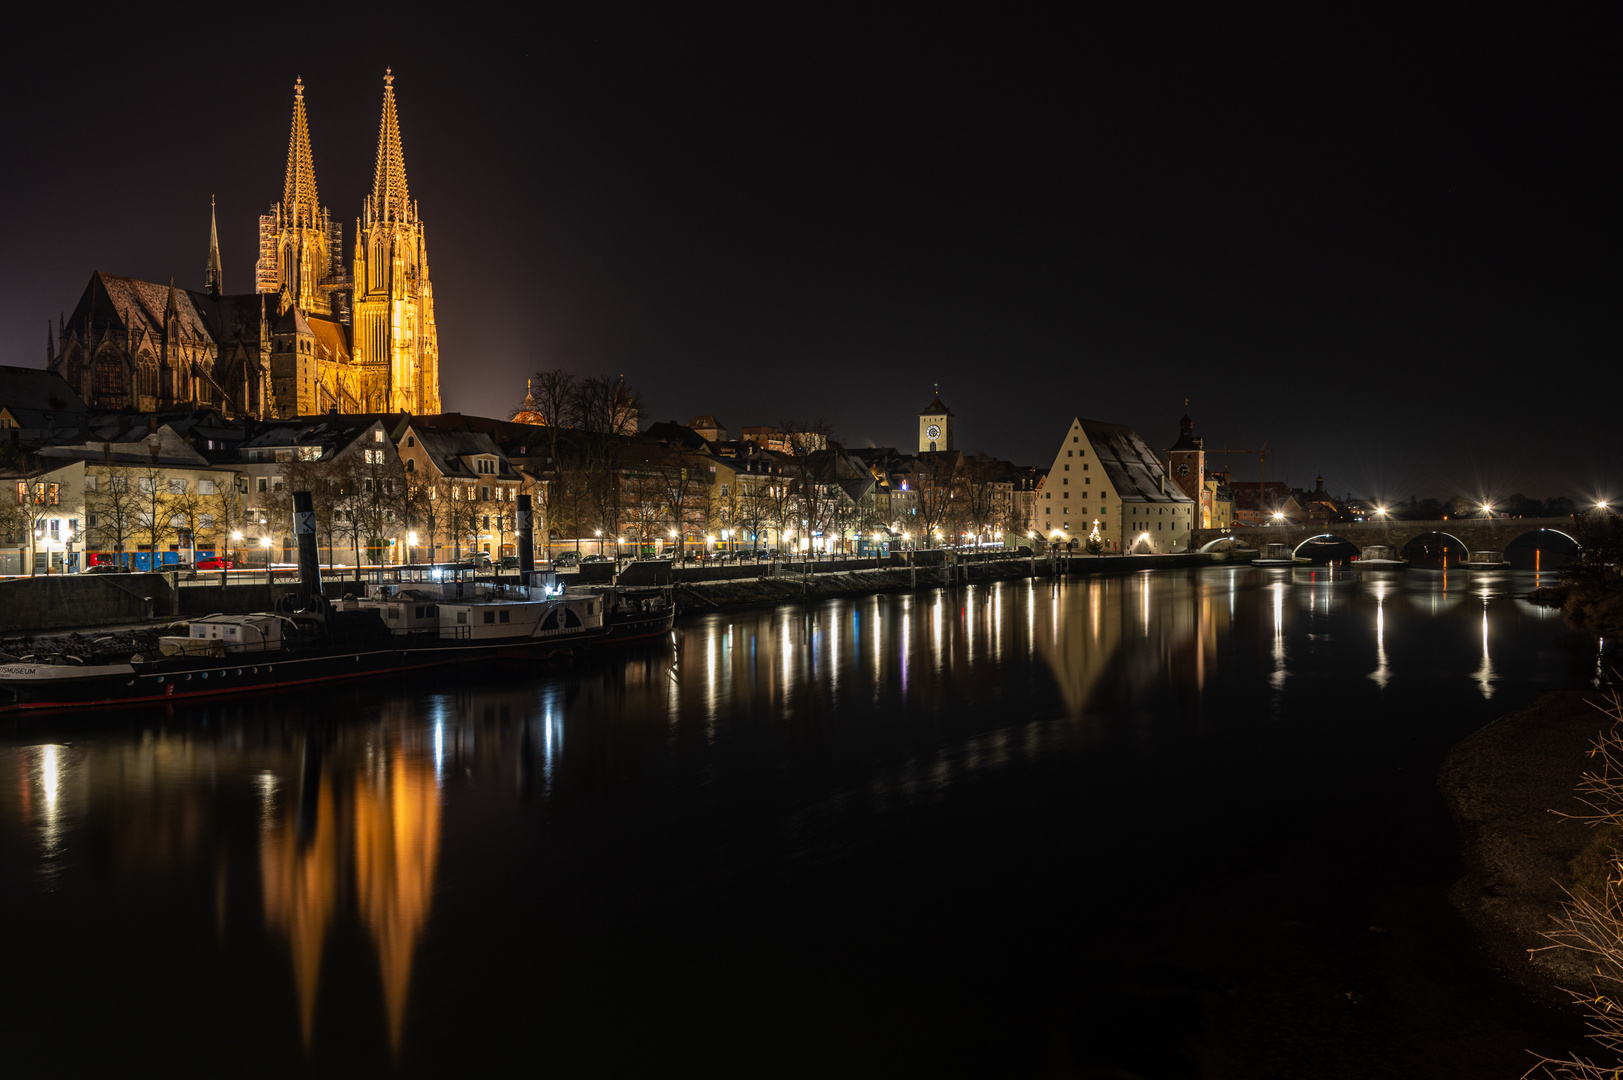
[195,556,237,570]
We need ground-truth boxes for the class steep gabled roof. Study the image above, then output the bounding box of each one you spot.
[1078,418,1193,504]
[71,272,215,346]
[920,394,952,416]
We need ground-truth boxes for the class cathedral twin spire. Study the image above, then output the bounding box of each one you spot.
[283,78,322,230]
[371,69,411,223]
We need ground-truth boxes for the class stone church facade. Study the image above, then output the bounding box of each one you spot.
[47,72,441,420]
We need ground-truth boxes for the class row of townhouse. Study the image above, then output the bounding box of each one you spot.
[2,362,546,573]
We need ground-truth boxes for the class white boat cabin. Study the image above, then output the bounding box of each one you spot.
[160,614,286,656]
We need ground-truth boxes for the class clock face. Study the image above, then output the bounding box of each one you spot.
[1175,464,1190,477]
[926,424,941,441]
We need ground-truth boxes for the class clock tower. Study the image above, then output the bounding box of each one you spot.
[919,387,954,453]
[1166,408,1211,527]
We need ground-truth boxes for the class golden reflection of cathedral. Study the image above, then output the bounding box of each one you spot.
[260,735,442,1055]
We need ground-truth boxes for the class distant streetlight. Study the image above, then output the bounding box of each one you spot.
[407,531,418,565]
[260,534,273,586]
[1481,502,1494,517]
[1373,506,1388,518]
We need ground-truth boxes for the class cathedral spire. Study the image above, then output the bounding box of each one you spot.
[283,78,320,229]
[205,195,223,296]
[371,69,411,222]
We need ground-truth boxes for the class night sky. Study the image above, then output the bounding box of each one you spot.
[0,11,1614,502]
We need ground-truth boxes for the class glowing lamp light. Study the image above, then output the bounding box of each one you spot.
[408,531,418,545]
[259,536,272,548]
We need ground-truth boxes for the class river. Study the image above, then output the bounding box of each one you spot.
[0,567,1603,1077]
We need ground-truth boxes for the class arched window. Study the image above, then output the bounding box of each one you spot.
[405,459,415,472]
[94,356,125,397]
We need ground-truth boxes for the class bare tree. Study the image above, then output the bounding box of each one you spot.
[521,367,577,562]
[84,447,140,567]
[660,459,705,563]
[780,420,839,559]
[913,451,962,547]
[281,456,342,568]
[8,469,72,574]
[573,375,642,540]
[133,444,178,568]
[1528,690,1623,1078]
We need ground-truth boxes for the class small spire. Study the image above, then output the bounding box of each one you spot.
[205,194,223,296]
[47,319,55,361]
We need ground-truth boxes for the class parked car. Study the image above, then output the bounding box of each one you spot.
[83,563,130,574]
[580,554,610,564]
[498,555,520,570]
[552,552,580,568]
[195,556,237,570]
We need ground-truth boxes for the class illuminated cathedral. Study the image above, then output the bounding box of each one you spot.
[46,72,442,419]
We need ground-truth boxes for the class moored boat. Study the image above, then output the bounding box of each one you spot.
[1353,544,1408,570]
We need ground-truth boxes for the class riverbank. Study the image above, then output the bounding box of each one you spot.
[673,552,1239,611]
[1440,688,1615,1000]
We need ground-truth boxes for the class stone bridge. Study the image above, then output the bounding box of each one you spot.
[1189,517,1578,559]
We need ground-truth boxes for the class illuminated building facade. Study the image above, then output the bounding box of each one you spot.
[1038,416,1195,553]
[46,73,441,420]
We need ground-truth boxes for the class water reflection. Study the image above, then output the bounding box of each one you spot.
[0,568,1598,1076]
[1369,582,1391,689]
[259,731,442,1054]
[1473,603,1496,699]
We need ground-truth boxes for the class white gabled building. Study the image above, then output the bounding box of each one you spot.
[1037,417,1196,553]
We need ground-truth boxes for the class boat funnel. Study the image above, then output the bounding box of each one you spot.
[517,492,535,582]
[292,490,323,608]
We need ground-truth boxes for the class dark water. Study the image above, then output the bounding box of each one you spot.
[0,567,1603,1077]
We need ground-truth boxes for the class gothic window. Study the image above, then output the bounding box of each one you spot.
[94,356,125,397]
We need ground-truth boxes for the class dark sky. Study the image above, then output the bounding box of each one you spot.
[0,10,1614,502]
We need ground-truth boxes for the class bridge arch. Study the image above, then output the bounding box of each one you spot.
[1401,531,1469,568]
[1197,536,1252,554]
[1291,534,1360,564]
[1504,528,1580,571]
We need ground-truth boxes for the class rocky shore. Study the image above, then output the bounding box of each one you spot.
[1440,688,1617,999]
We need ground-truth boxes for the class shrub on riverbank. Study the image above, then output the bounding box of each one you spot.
[1528,690,1623,1078]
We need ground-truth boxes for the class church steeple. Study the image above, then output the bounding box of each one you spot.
[205,195,223,296]
[352,67,439,415]
[258,78,336,314]
[371,69,411,223]
[284,78,321,230]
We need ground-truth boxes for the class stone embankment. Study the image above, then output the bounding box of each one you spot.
[672,552,1234,612]
[1440,689,1615,998]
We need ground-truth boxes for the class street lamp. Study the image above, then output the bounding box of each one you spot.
[1481,502,1494,518]
[594,527,603,559]
[260,534,273,587]
[1272,511,1285,525]
[407,531,418,565]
